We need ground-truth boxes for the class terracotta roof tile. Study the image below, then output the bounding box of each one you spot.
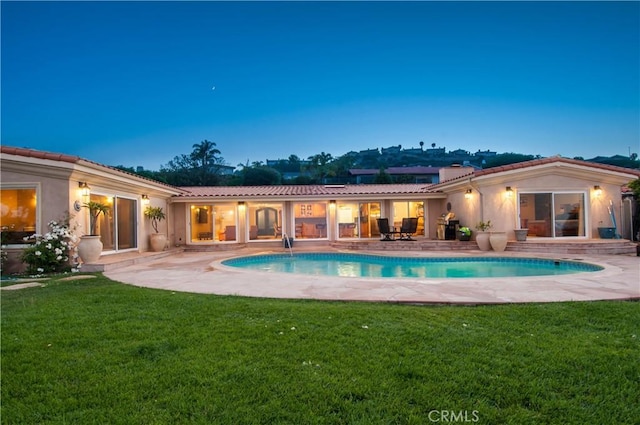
[1,146,80,163]
[436,156,640,185]
[1,145,182,191]
[176,184,438,198]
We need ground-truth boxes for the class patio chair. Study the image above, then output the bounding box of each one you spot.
[398,217,418,241]
[376,218,398,241]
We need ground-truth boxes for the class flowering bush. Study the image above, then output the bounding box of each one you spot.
[20,218,80,275]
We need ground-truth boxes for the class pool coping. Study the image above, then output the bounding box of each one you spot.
[104,248,640,304]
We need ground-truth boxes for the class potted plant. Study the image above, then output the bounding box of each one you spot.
[514,228,528,242]
[459,226,472,241]
[144,206,167,252]
[77,201,110,263]
[475,220,492,251]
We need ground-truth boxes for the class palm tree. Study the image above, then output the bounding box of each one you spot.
[420,141,424,151]
[191,140,221,169]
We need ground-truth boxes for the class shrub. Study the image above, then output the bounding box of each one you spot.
[20,218,80,275]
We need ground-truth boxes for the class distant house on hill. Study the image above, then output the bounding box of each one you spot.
[349,166,443,184]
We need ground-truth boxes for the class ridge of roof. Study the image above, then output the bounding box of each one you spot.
[175,183,437,197]
[434,156,640,186]
[1,145,183,191]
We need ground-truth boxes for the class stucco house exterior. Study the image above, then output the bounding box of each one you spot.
[2,146,638,272]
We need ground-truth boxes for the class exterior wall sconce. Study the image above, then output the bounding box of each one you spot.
[238,201,246,211]
[505,186,513,198]
[465,189,473,199]
[78,182,91,198]
[141,194,150,205]
[329,199,336,206]
[75,182,91,211]
[593,185,602,197]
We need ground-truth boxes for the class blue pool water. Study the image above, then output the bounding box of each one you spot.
[222,253,602,279]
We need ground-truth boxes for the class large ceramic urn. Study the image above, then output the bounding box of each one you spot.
[149,233,167,252]
[475,232,492,251]
[77,235,103,263]
[489,232,508,252]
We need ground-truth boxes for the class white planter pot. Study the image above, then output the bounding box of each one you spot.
[149,233,167,252]
[77,235,103,263]
[475,232,492,251]
[489,232,508,252]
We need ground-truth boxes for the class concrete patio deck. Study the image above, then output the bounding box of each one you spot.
[104,247,640,304]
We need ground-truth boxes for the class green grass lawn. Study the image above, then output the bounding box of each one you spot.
[1,274,638,424]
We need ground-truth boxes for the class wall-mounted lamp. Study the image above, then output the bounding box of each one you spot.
[78,182,91,198]
[238,201,246,211]
[465,189,473,199]
[505,186,513,198]
[329,200,336,209]
[593,185,602,197]
[141,194,150,205]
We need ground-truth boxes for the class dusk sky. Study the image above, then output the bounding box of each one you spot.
[2,1,639,170]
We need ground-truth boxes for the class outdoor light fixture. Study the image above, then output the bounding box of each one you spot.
[465,189,473,199]
[141,194,150,205]
[505,186,513,198]
[594,185,602,197]
[238,201,246,211]
[78,182,91,197]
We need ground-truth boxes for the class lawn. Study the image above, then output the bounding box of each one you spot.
[1,274,638,424]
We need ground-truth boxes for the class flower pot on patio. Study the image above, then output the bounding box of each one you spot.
[77,235,102,263]
[149,233,167,252]
[475,232,492,251]
[489,232,508,252]
[514,229,528,242]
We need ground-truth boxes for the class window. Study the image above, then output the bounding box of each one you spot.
[247,203,283,241]
[90,194,138,251]
[0,187,37,245]
[293,202,327,239]
[392,201,424,236]
[337,202,381,238]
[190,204,236,242]
[519,192,585,238]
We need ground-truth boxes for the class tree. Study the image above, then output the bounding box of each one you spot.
[159,140,226,186]
[420,141,424,151]
[306,152,334,183]
[241,167,282,185]
[373,167,393,184]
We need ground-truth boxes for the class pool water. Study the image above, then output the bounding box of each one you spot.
[222,253,602,279]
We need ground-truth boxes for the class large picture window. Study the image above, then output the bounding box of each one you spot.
[293,202,327,239]
[0,187,37,245]
[337,202,381,238]
[392,201,424,236]
[247,203,283,241]
[190,204,237,242]
[519,192,585,238]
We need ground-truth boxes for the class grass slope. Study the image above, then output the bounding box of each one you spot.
[1,275,638,424]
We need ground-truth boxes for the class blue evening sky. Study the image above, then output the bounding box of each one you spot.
[2,1,639,170]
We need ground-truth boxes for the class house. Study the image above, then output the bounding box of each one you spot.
[2,146,638,272]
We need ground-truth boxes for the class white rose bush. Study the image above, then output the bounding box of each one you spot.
[20,217,80,275]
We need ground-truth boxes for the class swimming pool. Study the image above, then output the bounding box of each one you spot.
[222,253,603,278]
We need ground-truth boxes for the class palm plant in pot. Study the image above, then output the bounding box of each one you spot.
[475,220,492,251]
[78,201,110,263]
[144,206,167,252]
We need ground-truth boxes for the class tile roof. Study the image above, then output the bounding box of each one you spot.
[177,184,438,198]
[435,156,640,185]
[1,146,81,163]
[1,145,182,191]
